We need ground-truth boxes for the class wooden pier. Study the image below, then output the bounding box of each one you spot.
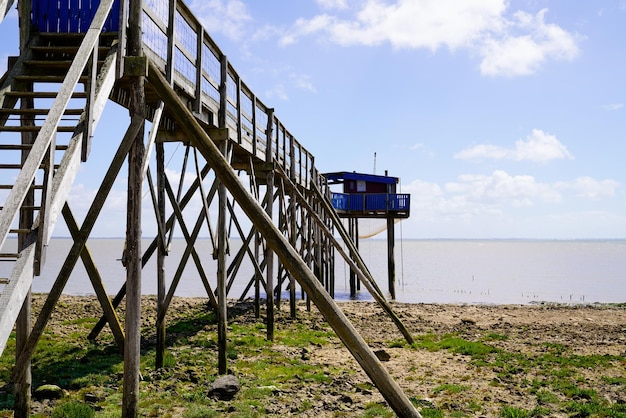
[0,0,418,416]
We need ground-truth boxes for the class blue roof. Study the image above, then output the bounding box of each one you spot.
[323,171,398,185]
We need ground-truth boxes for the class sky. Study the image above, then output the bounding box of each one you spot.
[1,0,625,239]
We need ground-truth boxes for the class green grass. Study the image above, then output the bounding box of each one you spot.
[2,302,625,417]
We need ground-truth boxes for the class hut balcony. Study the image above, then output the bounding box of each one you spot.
[330,192,410,219]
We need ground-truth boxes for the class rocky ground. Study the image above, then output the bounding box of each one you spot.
[6,295,626,416]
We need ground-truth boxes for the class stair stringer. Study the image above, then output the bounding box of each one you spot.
[0,44,118,357]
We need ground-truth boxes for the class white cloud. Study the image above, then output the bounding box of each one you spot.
[290,73,316,93]
[446,170,562,206]
[479,9,581,77]
[280,1,579,77]
[556,177,620,200]
[190,0,252,41]
[455,129,574,163]
[410,143,424,151]
[266,84,289,101]
[316,0,348,11]
[284,0,506,50]
[602,103,624,111]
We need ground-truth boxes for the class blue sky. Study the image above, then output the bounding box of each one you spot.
[1,0,625,239]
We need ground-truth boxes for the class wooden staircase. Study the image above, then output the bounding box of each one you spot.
[0,0,118,355]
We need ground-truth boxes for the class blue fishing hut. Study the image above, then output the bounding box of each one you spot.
[324,171,410,299]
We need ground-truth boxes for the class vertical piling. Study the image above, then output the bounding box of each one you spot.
[386,216,396,300]
[14,2,33,415]
[123,0,145,415]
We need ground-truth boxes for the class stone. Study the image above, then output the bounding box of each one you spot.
[33,384,65,400]
[374,349,391,362]
[209,374,240,400]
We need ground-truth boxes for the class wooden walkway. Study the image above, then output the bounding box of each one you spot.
[0,0,420,416]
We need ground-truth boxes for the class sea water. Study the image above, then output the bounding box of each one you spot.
[2,238,625,305]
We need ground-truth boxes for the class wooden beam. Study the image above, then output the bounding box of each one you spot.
[0,49,117,359]
[277,167,414,345]
[123,0,146,413]
[147,60,421,417]
[0,0,117,251]
[62,204,125,350]
[0,0,15,23]
[11,115,144,385]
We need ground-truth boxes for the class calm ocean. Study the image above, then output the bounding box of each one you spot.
[3,238,625,305]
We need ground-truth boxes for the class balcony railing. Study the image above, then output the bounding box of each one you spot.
[331,193,410,216]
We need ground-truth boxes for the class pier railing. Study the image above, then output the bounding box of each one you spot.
[331,193,411,217]
[30,0,315,189]
[140,0,314,188]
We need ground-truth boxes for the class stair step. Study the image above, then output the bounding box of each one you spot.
[0,253,19,259]
[14,75,89,83]
[0,184,44,190]
[30,45,111,55]
[0,144,69,151]
[3,91,87,99]
[24,59,74,68]
[0,125,78,133]
[9,228,31,234]
[0,163,60,169]
[0,108,84,116]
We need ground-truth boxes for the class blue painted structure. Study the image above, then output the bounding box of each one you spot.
[31,0,120,32]
[324,172,410,218]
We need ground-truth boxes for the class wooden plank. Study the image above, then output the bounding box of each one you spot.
[217,140,228,374]
[11,115,144,383]
[62,204,125,351]
[0,0,117,252]
[0,0,16,24]
[147,60,421,417]
[0,241,35,357]
[123,0,146,411]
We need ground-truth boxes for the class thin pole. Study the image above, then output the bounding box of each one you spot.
[156,142,166,368]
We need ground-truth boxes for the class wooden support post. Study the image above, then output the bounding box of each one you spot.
[15,5,33,407]
[264,110,275,341]
[148,62,421,417]
[349,219,356,298]
[123,0,145,414]
[355,219,361,291]
[12,117,144,385]
[387,216,396,300]
[289,139,297,318]
[217,141,229,374]
[156,142,166,369]
[264,170,275,341]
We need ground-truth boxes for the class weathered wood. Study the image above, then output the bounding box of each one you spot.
[123,0,146,412]
[264,169,275,341]
[62,204,125,351]
[217,141,229,374]
[0,0,116,251]
[282,172,414,345]
[15,71,34,416]
[0,0,15,22]
[155,142,166,369]
[11,115,144,385]
[0,47,117,361]
[147,61,421,417]
[387,216,396,300]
